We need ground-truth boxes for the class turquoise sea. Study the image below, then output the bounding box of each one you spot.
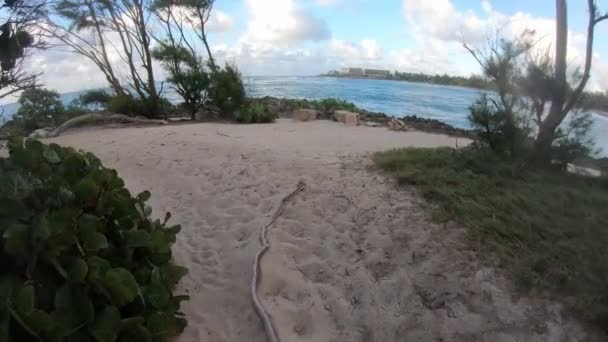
[2,76,607,155]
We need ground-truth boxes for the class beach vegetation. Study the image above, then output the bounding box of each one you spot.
[208,63,246,115]
[3,88,85,135]
[152,43,210,121]
[464,0,607,165]
[374,147,608,326]
[236,103,276,123]
[0,138,189,341]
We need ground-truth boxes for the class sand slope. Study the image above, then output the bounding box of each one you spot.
[45,119,595,341]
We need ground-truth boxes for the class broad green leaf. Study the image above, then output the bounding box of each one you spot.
[3,224,29,255]
[122,230,151,247]
[65,257,88,282]
[159,265,188,289]
[25,310,53,337]
[102,269,139,307]
[74,178,100,202]
[119,324,151,342]
[90,306,120,342]
[33,214,50,241]
[144,283,169,309]
[87,257,110,283]
[14,284,35,316]
[53,284,94,331]
[81,230,108,252]
[0,310,9,342]
[136,191,151,202]
[43,148,61,164]
[118,316,145,331]
[79,214,100,232]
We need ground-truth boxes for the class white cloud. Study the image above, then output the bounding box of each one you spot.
[207,10,234,33]
[242,0,331,46]
[402,0,608,89]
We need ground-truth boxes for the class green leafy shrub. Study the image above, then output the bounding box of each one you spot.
[0,139,188,341]
[318,98,357,112]
[208,63,246,115]
[11,88,65,132]
[236,103,276,123]
[106,95,173,117]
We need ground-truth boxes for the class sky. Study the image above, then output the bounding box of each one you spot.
[13,0,608,101]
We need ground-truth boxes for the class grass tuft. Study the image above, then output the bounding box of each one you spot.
[374,147,608,325]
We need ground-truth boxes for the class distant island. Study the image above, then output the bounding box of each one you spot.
[321,67,493,90]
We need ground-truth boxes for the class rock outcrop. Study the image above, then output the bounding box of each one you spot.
[293,109,318,122]
[334,110,360,126]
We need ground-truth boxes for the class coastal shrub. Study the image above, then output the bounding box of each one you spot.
[106,95,174,117]
[468,94,528,157]
[3,88,87,136]
[0,139,189,341]
[152,43,210,120]
[318,98,357,112]
[11,88,65,133]
[208,63,246,115]
[236,103,276,123]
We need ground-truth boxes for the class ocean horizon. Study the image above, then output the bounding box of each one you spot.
[2,76,607,156]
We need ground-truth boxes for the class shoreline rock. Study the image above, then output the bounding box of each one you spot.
[250,96,473,138]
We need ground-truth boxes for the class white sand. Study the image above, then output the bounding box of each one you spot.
[44,119,595,341]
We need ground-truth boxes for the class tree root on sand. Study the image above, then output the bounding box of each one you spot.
[29,113,168,139]
[251,181,306,342]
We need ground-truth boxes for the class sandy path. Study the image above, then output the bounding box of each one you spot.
[45,119,593,341]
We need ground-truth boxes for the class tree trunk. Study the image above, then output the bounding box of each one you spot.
[533,0,568,164]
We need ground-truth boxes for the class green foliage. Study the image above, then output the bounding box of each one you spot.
[0,139,189,341]
[468,94,528,157]
[374,147,608,326]
[552,111,596,166]
[208,63,246,115]
[277,98,358,113]
[235,103,276,123]
[78,90,112,108]
[152,43,209,120]
[106,95,173,117]
[13,88,65,130]
[3,88,85,135]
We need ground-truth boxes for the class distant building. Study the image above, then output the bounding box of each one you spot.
[335,67,391,78]
[363,68,391,77]
[340,67,364,76]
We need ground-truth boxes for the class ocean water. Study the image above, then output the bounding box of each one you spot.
[2,76,607,155]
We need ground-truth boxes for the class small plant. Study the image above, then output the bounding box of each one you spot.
[236,103,276,123]
[0,139,188,341]
[318,98,357,112]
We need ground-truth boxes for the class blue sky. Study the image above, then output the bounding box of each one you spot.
[22,0,608,97]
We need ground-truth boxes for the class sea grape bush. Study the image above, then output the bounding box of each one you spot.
[0,139,188,342]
